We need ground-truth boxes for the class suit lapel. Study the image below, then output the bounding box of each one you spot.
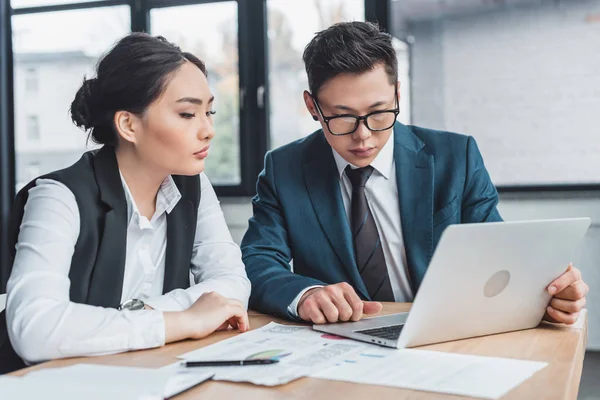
[86,146,128,308]
[303,133,369,299]
[394,123,434,290]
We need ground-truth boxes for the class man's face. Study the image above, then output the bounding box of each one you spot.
[304,64,399,168]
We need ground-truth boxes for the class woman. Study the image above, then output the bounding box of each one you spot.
[0,33,251,372]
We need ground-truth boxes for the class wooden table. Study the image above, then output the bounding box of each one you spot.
[11,303,588,399]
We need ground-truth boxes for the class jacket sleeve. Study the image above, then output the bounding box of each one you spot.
[461,136,503,223]
[241,151,326,319]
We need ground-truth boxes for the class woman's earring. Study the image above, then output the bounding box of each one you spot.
[312,115,318,121]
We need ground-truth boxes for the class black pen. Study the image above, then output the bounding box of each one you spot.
[181,359,279,367]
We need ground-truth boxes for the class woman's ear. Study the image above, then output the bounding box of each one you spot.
[114,111,138,144]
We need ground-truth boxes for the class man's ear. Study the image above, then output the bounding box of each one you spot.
[303,90,319,121]
[113,111,139,144]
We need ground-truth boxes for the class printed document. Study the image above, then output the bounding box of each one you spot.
[179,322,368,386]
[311,347,547,399]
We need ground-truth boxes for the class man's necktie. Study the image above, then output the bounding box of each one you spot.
[345,165,395,301]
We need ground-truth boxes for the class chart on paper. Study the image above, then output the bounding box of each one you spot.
[178,322,372,386]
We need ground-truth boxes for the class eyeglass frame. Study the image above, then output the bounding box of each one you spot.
[310,85,400,136]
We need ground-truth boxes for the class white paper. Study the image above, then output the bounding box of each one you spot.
[0,364,169,400]
[178,322,370,386]
[0,363,213,400]
[311,347,547,399]
[159,363,214,398]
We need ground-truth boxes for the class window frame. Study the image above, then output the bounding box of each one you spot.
[1,0,16,293]
[8,0,268,198]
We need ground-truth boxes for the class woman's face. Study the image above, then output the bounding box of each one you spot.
[134,61,216,176]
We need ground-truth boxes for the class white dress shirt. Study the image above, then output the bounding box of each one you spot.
[288,136,413,316]
[6,173,251,364]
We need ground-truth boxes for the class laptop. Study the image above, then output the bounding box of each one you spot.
[313,218,591,348]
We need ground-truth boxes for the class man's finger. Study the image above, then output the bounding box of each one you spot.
[362,301,383,315]
[546,306,579,325]
[301,296,329,324]
[318,296,340,323]
[550,297,586,314]
[308,306,327,324]
[542,311,560,324]
[547,264,581,295]
[553,280,589,301]
[331,293,354,322]
[343,289,364,321]
[299,297,322,323]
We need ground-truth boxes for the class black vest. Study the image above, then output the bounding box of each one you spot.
[0,146,200,373]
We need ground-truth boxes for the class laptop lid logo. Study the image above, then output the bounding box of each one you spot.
[484,270,511,298]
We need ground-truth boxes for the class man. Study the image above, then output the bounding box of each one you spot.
[241,21,588,325]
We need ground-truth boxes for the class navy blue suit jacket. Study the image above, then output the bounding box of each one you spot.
[241,122,502,318]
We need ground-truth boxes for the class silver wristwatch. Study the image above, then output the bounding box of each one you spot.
[118,298,145,311]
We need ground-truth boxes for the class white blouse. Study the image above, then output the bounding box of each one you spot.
[6,172,250,364]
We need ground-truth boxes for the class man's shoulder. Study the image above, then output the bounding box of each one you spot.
[408,124,471,153]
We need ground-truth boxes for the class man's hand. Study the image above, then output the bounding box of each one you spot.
[297,282,383,324]
[543,263,589,324]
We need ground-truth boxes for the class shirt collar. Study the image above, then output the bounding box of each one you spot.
[331,134,395,180]
[119,172,182,225]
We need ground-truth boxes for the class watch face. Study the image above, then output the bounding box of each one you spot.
[118,299,145,311]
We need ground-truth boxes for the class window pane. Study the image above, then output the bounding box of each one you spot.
[12,6,130,191]
[11,0,100,8]
[25,68,38,92]
[26,115,39,140]
[267,0,364,149]
[150,2,241,186]
[393,39,411,126]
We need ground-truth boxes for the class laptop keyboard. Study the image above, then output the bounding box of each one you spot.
[355,324,404,340]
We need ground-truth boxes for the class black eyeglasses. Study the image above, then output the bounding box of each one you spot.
[311,89,399,136]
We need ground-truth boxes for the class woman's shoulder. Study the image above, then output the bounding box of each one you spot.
[25,178,79,216]
[13,151,105,234]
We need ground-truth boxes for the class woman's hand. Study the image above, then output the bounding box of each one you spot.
[164,292,249,343]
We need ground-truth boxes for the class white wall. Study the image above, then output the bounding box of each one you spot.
[408,0,600,186]
[221,195,600,350]
[221,198,253,245]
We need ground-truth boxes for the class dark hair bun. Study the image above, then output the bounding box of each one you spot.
[68,32,207,146]
[70,78,98,131]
